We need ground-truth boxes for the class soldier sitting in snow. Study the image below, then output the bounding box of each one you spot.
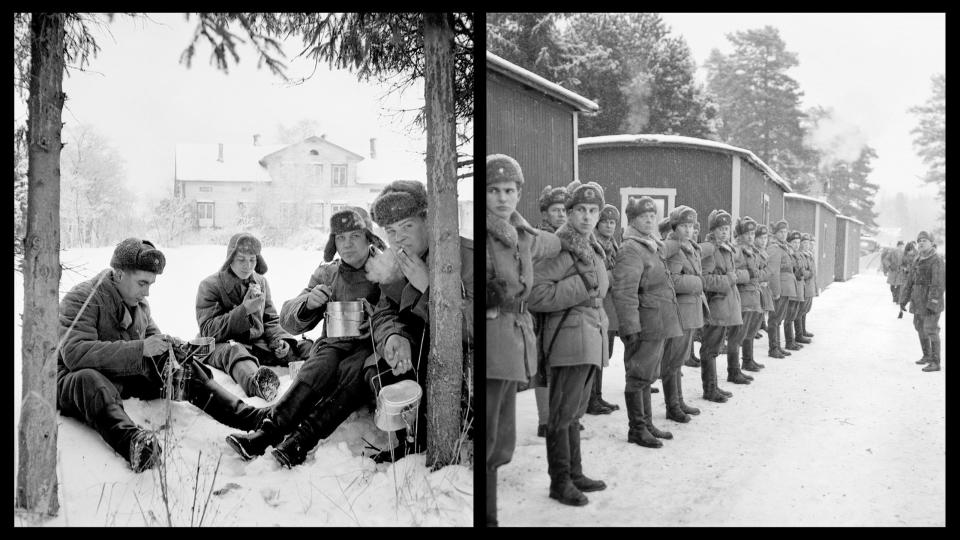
[195,233,310,401]
[57,238,269,472]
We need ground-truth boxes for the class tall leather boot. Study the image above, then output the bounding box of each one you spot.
[487,470,498,527]
[225,380,320,460]
[93,403,161,473]
[625,391,661,448]
[569,421,606,492]
[742,334,764,371]
[795,319,811,344]
[643,387,672,439]
[586,369,614,415]
[916,332,932,364]
[768,320,785,359]
[922,334,941,372]
[273,384,369,468]
[727,347,752,384]
[802,315,814,337]
[664,368,690,423]
[535,386,550,437]
[187,360,269,432]
[676,370,700,415]
[596,368,619,411]
[547,418,587,506]
[701,353,728,403]
[784,319,802,351]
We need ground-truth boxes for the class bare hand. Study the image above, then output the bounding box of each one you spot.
[396,248,429,293]
[383,334,413,375]
[242,294,265,315]
[273,339,290,359]
[143,334,170,357]
[305,283,332,310]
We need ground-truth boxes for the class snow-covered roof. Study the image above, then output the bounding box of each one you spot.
[487,52,599,113]
[176,143,283,183]
[355,149,425,185]
[258,136,366,164]
[837,214,864,226]
[785,193,840,215]
[578,134,793,193]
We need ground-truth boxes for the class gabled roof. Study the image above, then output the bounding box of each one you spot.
[785,192,840,215]
[837,214,864,226]
[175,143,282,183]
[356,148,425,185]
[258,136,366,165]
[487,52,599,113]
[578,134,793,193]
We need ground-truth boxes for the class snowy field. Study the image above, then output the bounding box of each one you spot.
[14,245,472,526]
[498,261,945,527]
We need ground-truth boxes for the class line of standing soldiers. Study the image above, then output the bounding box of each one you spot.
[485,153,824,525]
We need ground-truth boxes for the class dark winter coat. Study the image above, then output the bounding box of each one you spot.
[597,232,621,333]
[58,269,162,381]
[802,250,819,298]
[900,248,945,315]
[662,232,706,330]
[734,240,763,312]
[700,234,744,327]
[528,223,609,368]
[791,248,807,303]
[612,225,683,341]
[755,247,775,311]
[883,248,904,285]
[279,258,381,342]
[486,210,561,381]
[196,268,295,349]
[766,238,798,300]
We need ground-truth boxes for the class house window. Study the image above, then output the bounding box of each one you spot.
[199,186,213,192]
[309,149,319,156]
[279,201,296,222]
[197,202,215,227]
[308,202,325,226]
[241,185,253,192]
[761,193,771,225]
[332,164,347,187]
[312,163,324,184]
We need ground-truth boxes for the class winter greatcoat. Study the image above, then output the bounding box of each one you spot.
[486,210,562,382]
[700,234,744,326]
[528,223,609,369]
[662,232,706,330]
[802,250,818,298]
[884,248,904,285]
[734,240,763,312]
[196,268,296,351]
[766,238,798,300]
[597,232,621,334]
[755,247,775,311]
[900,248,945,315]
[612,225,683,340]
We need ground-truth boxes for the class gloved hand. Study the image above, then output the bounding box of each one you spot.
[486,278,509,308]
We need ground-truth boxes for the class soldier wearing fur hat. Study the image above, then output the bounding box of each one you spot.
[225,209,387,464]
[794,234,818,344]
[728,217,765,378]
[613,196,683,448]
[659,205,705,424]
[687,221,704,368]
[485,154,562,526]
[587,203,623,415]
[698,209,742,403]
[58,238,270,472]
[783,231,806,351]
[528,181,609,506]
[196,233,306,402]
[538,185,569,233]
[765,220,797,358]
[750,224,773,369]
[900,231,944,372]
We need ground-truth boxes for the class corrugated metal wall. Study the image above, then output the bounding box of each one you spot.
[818,208,837,289]
[785,198,816,233]
[835,219,853,281]
[486,71,576,222]
[847,221,861,277]
[738,161,767,223]
[579,145,731,229]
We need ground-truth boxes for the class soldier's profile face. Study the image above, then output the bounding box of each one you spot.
[545,204,567,229]
[675,222,693,241]
[596,218,616,238]
[487,181,520,220]
[714,224,731,242]
[568,203,600,235]
[385,215,429,258]
[115,269,157,307]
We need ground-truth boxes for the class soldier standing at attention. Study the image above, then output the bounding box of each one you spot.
[613,196,683,447]
[588,203,623,415]
[748,225,773,371]
[659,205,704,424]
[783,231,806,351]
[795,233,817,343]
[765,220,796,359]
[698,210,742,402]
[687,221,704,369]
[727,217,763,381]
[900,231,944,372]
[528,182,609,506]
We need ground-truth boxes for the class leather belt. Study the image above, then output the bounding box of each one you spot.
[498,298,528,313]
[578,298,602,308]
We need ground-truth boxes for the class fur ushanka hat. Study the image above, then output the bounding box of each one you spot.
[625,196,657,221]
[323,207,387,263]
[538,185,568,212]
[221,232,267,274]
[735,216,757,237]
[599,204,620,223]
[487,154,524,187]
[111,238,166,274]
[566,182,605,210]
[669,205,698,230]
[370,180,428,227]
[707,209,732,231]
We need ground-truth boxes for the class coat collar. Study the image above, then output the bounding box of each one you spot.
[917,246,938,261]
[704,232,735,254]
[622,225,663,252]
[487,209,538,248]
[556,223,604,264]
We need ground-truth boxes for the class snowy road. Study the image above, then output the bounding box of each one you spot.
[498,271,945,526]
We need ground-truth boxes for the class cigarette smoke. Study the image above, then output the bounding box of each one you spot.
[365,245,404,284]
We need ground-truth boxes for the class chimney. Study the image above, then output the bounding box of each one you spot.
[217,143,224,162]
[369,137,377,159]
[253,134,261,146]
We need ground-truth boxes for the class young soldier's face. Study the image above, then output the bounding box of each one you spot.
[568,203,600,235]
[633,211,658,235]
[487,181,520,220]
[385,215,429,258]
[596,218,616,238]
[917,238,932,251]
[231,252,257,279]
[755,233,768,248]
[775,229,788,242]
[789,239,801,250]
[714,224,731,242]
[740,229,755,246]
[800,239,810,251]
[544,203,567,229]
[675,222,693,241]
[336,230,371,269]
[115,269,157,306]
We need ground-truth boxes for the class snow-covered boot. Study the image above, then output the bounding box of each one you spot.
[94,403,161,473]
[625,391,662,448]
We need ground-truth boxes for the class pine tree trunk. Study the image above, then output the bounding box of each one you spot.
[423,13,463,469]
[16,12,65,518]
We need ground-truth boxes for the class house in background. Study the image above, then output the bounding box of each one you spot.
[175,134,395,235]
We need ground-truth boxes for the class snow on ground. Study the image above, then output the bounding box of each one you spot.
[13,245,472,526]
[499,263,945,526]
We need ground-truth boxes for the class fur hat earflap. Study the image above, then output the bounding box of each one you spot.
[323,208,386,263]
[221,232,267,274]
[735,216,757,236]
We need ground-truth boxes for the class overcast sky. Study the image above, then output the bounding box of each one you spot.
[14,13,431,203]
[660,12,945,203]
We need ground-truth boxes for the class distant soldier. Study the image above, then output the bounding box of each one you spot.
[698,210,741,402]
[783,231,806,351]
[659,205,705,423]
[794,233,818,343]
[765,220,797,358]
[884,241,905,302]
[588,203,622,415]
[485,154,561,526]
[529,182,609,506]
[900,231,944,372]
[686,221,704,368]
[749,224,773,370]
[728,217,763,379]
[613,196,683,447]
